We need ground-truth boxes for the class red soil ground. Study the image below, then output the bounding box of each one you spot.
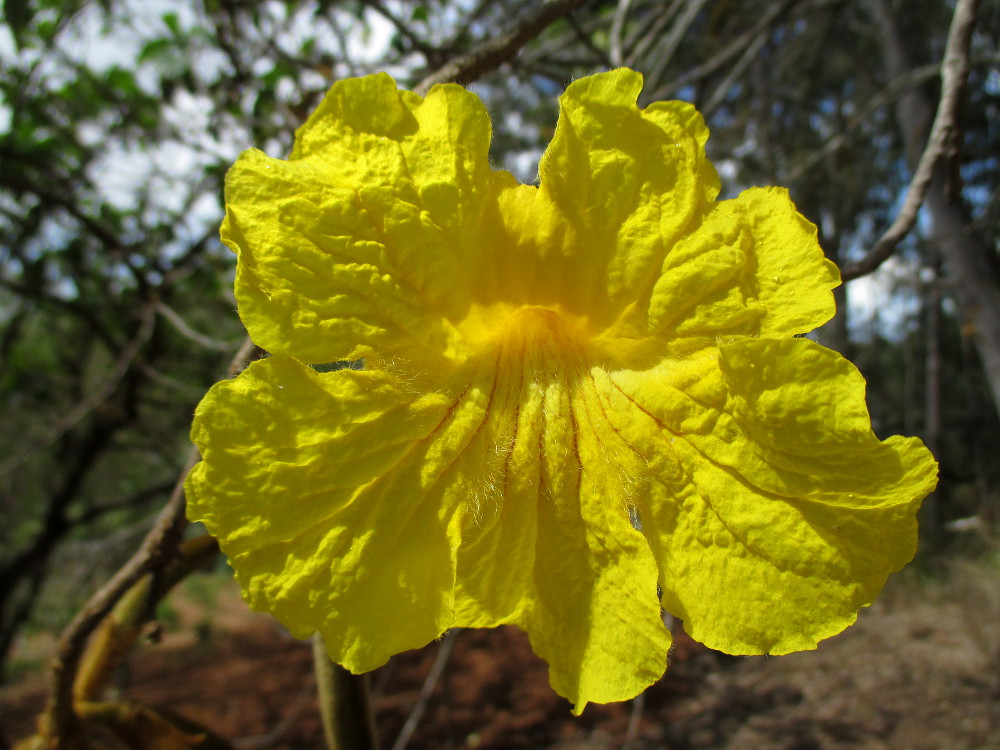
[3,560,999,750]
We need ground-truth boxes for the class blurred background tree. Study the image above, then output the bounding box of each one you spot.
[0,0,997,688]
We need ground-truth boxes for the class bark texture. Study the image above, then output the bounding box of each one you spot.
[872,0,1000,421]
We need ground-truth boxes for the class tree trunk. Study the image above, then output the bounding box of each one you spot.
[871,0,1000,423]
[923,252,943,549]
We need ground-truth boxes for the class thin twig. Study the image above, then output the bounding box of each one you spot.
[608,0,633,66]
[72,535,220,704]
[363,0,441,60]
[390,630,458,750]
[43,335,260,743]
[45,448,197,741]
[137,360,212,397]
[327,9,358,79]
[565,12,615,70]
[700,30,768,118]
[156,301,245,351]
[643,0,712,93]
[783,60,942,185]
[622,691,645,750]
[71,481,176,526]
[841,0,978,281]
[415,0,588,94]
[624,0,683,69]
[516,11,610,70]
[645,0,798,103]
[233,673,318,750]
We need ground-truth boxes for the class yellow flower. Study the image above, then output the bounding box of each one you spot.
[186,69,937,712]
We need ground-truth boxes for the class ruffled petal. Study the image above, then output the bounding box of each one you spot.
[449,308,670,711]
[189,320,670,710]
[621,186,839,339]
[518,369,669,713]
[221,73,507,365]
[740,187,841,335]
[496,68,719,328]
[598,337,936,655]
[186,355,483,671]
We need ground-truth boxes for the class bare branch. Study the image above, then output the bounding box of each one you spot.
[44,335,261,743]
[609,0,633,66]
[645,0,798,103]
[0,274,117,350]
[71,481,176,526]
[643,0,712,94]
[1,163,127,254]
[624,0,684,68]
[516,9,613,70]
[364,0,442,61]
[841,0,979,281]
[156,301,244,352]
[389,630,458,750]
[233,675,317,750]
[415,0,588,94]
[622,691,646,750]
[327,9,358,78]
[784,60,942,185]
[565,11,615,70]
[700,30,768,118]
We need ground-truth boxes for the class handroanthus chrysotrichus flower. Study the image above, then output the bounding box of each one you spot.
[186,68,938,712]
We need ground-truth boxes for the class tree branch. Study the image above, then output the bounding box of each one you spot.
[415,0,588,95]
[389,630,458,750]
[363,0,443,61]
[624,0,683,69]
[645,0,798,103]
[642,0,712,95]
[783,60,943,185]
[608,0,634,66]
[841,0,978,281]
[43,335,261,744]
[156,301,245,352]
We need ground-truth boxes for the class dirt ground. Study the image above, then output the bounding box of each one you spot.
[2,557,999,750]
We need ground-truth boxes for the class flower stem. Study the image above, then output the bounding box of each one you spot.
[313,634,379,750]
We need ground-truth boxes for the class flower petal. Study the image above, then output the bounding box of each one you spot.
[445,310,670,711]
[334,305,669,711]
[186,355,482,671]
[221,73,507,365]
[189,331,670,710]
[740,187,841,335]
[506,69,718,327]
[598,337,936,655]
[519,371,669,713]
[632,187,839,338]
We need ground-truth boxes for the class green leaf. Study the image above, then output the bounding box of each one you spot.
[35,17,56,41]
[3,0,34,47]
[139,38,173,64]
[162,10,181,36]
[106,66,140,97]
